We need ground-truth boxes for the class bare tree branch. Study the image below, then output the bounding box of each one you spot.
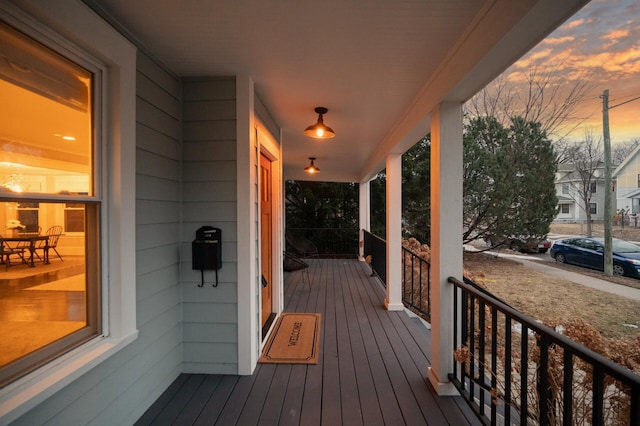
[612,138,640,165]
[465,65,595,141]
[558,131,604,237]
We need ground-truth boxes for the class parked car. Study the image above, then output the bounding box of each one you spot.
[484,234,552,253]
[549,237,640,278]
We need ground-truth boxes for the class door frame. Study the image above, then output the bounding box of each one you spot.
[257,123,283,343]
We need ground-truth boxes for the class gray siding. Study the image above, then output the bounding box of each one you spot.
[12,52,184,425]
[182,77,239,374]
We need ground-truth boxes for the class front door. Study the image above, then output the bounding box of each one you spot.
[260,154,273,329]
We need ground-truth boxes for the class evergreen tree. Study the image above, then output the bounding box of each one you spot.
[285,180,359,255]
[462,116,558,245]
[402,136,430,242]
[369,172,386,237]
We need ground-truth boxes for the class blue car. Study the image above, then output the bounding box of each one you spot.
[550,237,640,278]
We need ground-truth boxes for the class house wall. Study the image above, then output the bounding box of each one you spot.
[181,77,240,374]
[12,50,184,425]
[553,180,608,223]
[615,159,640,211]
[5,3,276,423]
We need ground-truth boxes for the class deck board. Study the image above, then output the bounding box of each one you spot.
[175,374,222,424]
[136,259,481,425]
[192,375,238,425]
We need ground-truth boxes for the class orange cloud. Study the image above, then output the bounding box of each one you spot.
[563,19,585,31]
[600,28,632,48]
[601,28,630,41]
[541,36,576,46]
[573,47,640,75]
[512,49,553,69]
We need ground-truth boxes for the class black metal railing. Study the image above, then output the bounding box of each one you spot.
[402,246,431,321]
[449,275,640,426]
[362,232,433,321]
[362,230,387,284]
[286,228,359,258]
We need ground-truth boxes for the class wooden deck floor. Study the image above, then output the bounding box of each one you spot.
[136,259,480,425]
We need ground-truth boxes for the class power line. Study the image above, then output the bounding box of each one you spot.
[610,91,640,104]
[610,94,640,110]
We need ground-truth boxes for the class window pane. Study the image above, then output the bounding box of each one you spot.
[0,21,99,387]
[0,22,93,196]
[0,201,99,386]
[64,208,84,233]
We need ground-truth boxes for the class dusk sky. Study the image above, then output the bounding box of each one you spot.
[503,0,640,145]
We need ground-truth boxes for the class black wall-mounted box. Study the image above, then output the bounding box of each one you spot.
[192,226,222,270]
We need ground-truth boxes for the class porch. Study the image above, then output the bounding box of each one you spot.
[136,259,479,425]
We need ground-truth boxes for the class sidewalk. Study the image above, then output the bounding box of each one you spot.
[495,251,640,301]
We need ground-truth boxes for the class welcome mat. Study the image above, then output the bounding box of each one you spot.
[259,313,322,364]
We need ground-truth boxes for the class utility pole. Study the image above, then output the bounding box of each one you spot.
[601,91,640,275]
[602,89,613,276]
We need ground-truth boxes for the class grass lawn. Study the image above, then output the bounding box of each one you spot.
[463,251,640,340]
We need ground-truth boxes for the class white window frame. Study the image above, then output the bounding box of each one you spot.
[0,1,137,422]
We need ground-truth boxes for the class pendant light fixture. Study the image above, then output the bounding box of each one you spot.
[304,157,320,174]
[304,107,335,139]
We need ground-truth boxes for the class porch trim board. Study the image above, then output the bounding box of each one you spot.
[236,75,260,375]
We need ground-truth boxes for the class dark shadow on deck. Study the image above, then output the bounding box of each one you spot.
[136,259,480,425]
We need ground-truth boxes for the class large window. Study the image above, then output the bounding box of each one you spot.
[0,21,99,386]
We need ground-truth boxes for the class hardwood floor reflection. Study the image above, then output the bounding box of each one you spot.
[0,256,86,367]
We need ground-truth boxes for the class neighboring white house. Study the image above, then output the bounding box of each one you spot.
[553,162,613,223]
[613,143,640,215]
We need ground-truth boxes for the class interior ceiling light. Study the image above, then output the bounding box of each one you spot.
[304,107,335,139]
[304,157,320,174]
[54,134,76,141]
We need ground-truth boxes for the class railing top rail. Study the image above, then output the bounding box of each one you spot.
[448,275,640,388]
[363,229,386,243]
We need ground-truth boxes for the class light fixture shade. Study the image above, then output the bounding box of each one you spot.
[304,107,335,139]
[304,157,320,174]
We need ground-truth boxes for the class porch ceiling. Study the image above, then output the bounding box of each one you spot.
[85,0,589,183]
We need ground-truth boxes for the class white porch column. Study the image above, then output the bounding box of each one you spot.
[428,101,463,395]
[359,180,371,260]
[385,153,403,311]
